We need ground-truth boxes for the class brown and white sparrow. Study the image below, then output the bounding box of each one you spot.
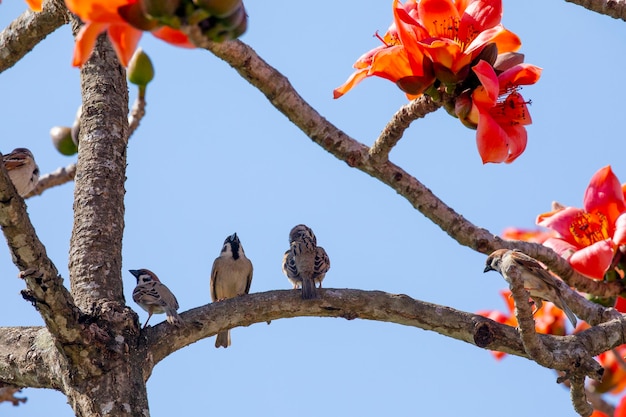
[2,148,39,197]
[210,233,253,348]
[484,249,577,327]
[130,269,183,328]
[282,224,330,300]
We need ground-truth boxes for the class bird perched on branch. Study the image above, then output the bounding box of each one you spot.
[282,224,330,300]
[484,249,577,327]
[210,233,253,348]
[2,148,39,197]
[130,269,182,328]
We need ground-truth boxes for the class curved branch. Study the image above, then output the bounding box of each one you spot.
[0,0,69,74]
[0,327,63,390]
[186,36,622,299]
[144,289,615,382]
[565,0,626,21]
[369,95,443,163]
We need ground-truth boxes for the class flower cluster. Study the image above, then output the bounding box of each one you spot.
[25,0,247,67]
[490,165,626,406]
[537,166,626,281]
[334,0,541,164]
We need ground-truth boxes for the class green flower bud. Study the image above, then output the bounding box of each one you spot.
[50,126,78,156]
[128,48,155,88]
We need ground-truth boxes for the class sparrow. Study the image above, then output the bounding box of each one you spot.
[210,233,253,348]
[282,224,330,300]
[129,269,183,328]
[484,249,577,327]
[2,148,39,197]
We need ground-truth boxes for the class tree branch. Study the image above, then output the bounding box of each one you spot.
[69,31,129,310]
[369,95,443,163]
[144,289,612,380]
[564,0,626,21]
[0,327,63,390]
[0,0,69,74]
[0,154,84,347]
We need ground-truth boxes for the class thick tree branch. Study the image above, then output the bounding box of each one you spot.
[185,37,623,299]
[0,0,69,74]
[0,156,84,348]
[565,0,626,21]
[69,32,129,310]
[144,289,612,381]
[0,327,63,390]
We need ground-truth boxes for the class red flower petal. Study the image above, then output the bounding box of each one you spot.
[537,206,585,247]
[568,239,615,279]
[107,24,143,67]
[583,165,626,224]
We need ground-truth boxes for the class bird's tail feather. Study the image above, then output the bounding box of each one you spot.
[558,297,577,328]
[215,330,231,348]
[301,277,317,300]
[166,310,183,327]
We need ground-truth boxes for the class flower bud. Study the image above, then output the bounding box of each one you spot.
[50,126,78,156]
[128,48,155,88]
[454,91,478,129]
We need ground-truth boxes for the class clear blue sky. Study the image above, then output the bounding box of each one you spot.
[1,1,625,416]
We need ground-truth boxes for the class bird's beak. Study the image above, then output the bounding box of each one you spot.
[229,232,238,241]
[483,265,494,273]
[129,269,139,278]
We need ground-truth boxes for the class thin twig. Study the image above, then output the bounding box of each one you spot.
[369,95,442,163]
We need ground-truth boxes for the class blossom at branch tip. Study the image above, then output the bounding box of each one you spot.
[65,0,193,67]
[410,0,521,84]
[334,0,521,99]
[333,0,435,99]
[460,59,541,163]
[537,166,626,279]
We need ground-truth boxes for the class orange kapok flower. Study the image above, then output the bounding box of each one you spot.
[465,59,541,163]
[65,0,194,67]
[537,166,626,279]
[333,0,435,99]
[410,0,521,84]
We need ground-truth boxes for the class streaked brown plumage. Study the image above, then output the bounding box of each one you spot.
[130,269,182,328]
[282,224,330,300]
[484,249,577,327]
